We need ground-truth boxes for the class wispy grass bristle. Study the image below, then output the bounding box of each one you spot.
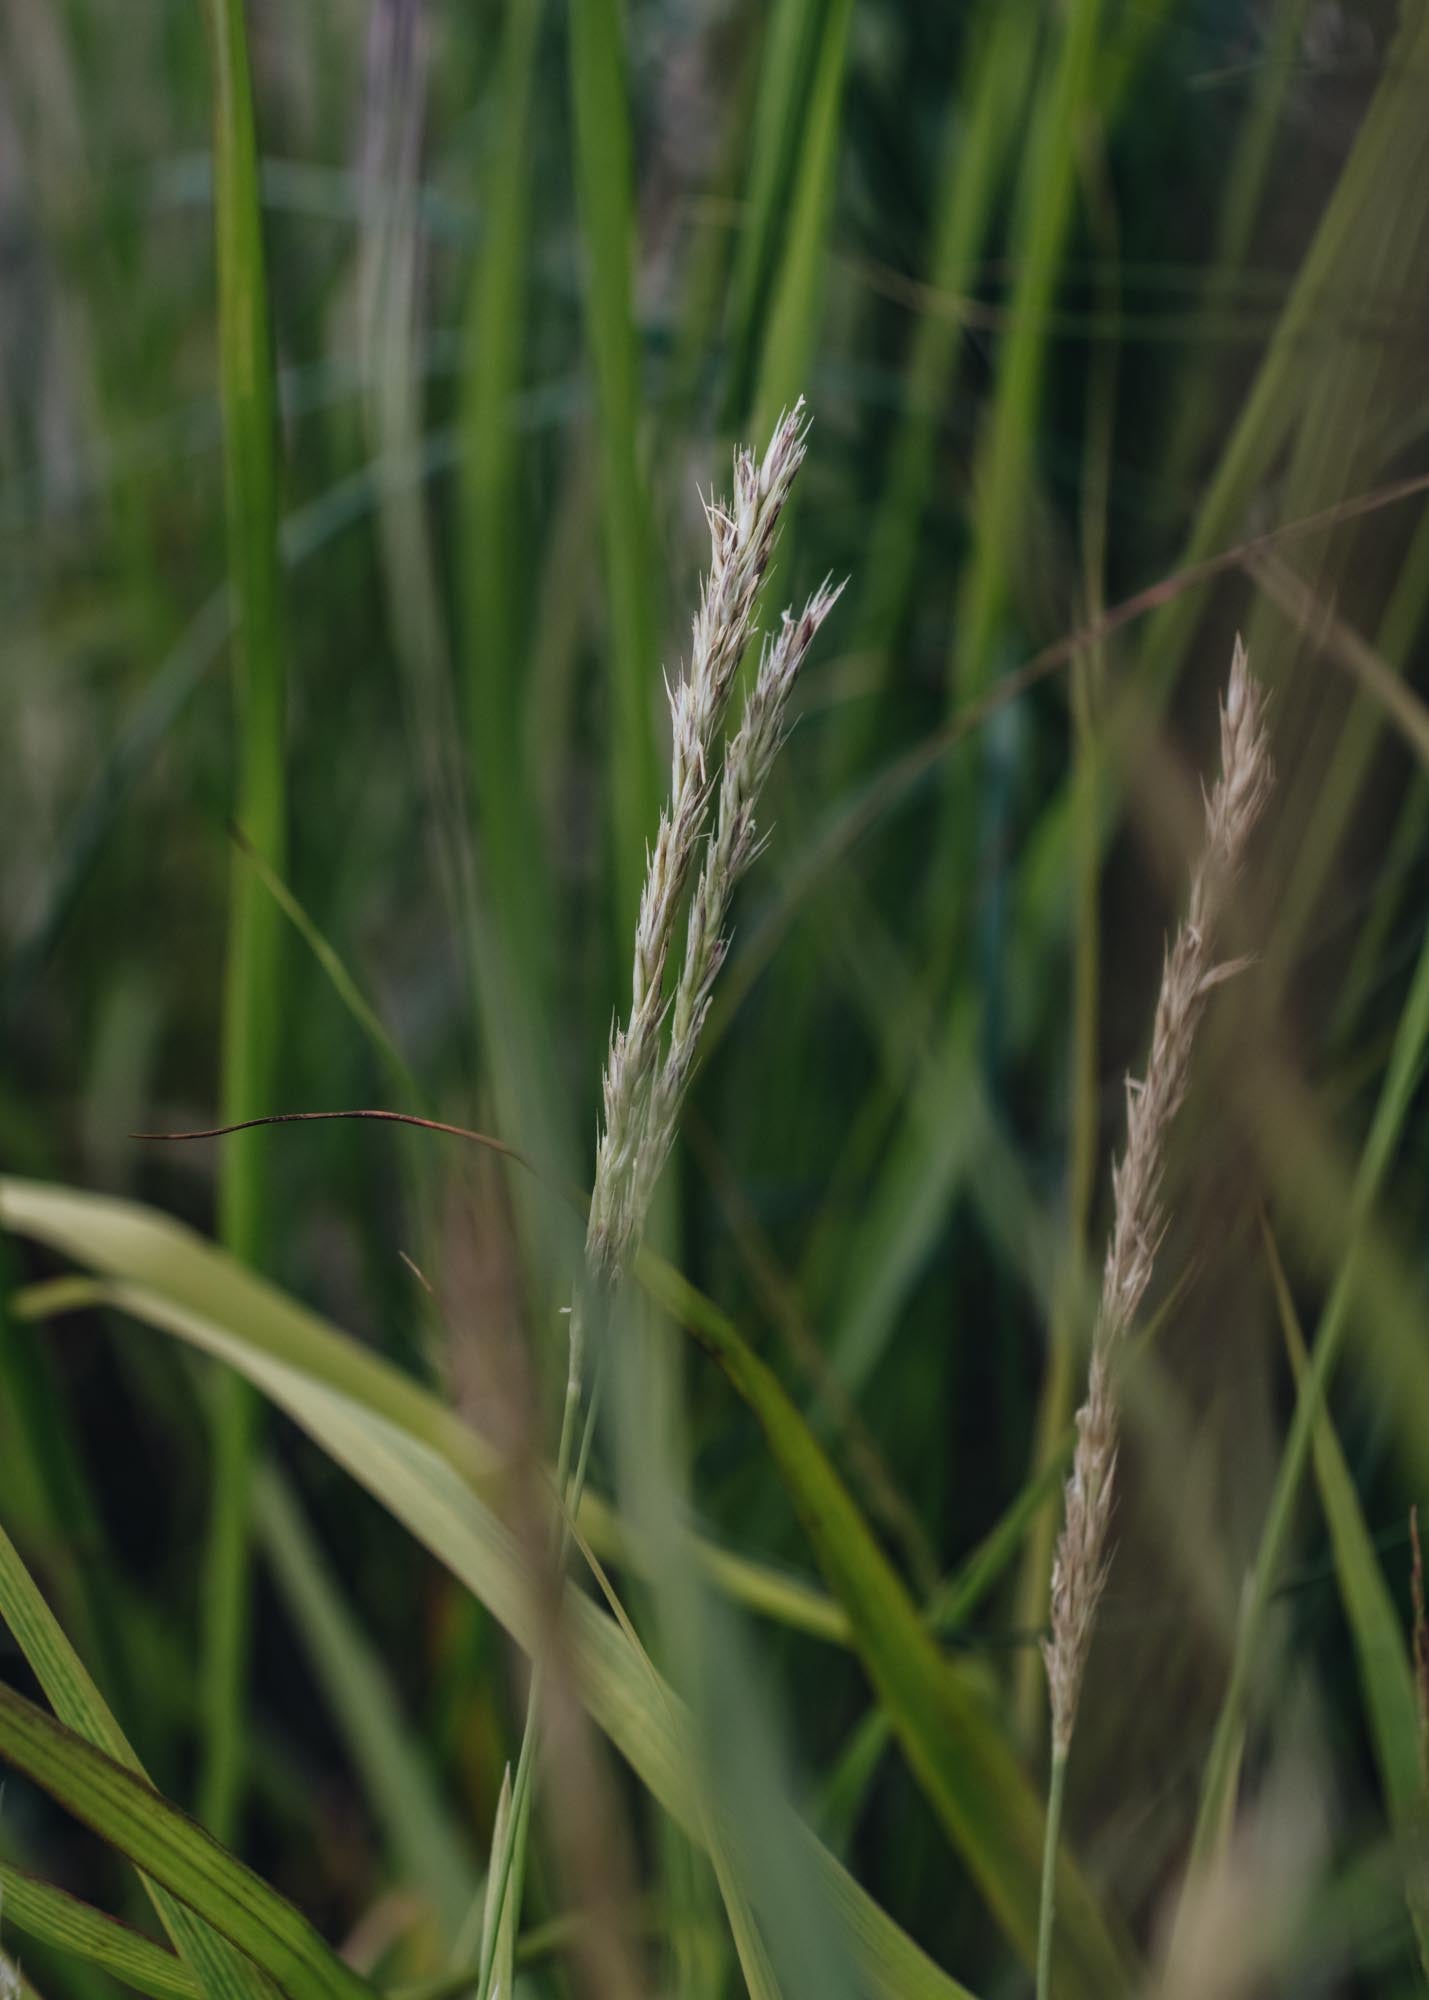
[588,398,838,1283]
[1045,637,1274,1756]
[1037,639,1274,1998]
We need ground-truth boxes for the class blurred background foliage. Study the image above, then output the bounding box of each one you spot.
[3,0,1429,1994]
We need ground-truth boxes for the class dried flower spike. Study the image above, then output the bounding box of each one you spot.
[1045,636,1274,1758]
[587,400,841,1284]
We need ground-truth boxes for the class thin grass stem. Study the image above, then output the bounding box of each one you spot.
[1036,1748,1068,2000]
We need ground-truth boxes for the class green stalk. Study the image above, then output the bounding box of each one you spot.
[203,0,287,1842]
[749,0,854,443]
[830,3,1031,785]
[467,1310,602,2000]
[460,0,548,1016]
[1191,918,1429,1862]
[1162,0,1315,489]
[567,0,660,949]
[930,0,1103,968]
[1036,1749,1068,2000]
[945,0,1100,719]
[720,0,824,425]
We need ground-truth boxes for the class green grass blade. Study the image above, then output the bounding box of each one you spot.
[641,1261,1133,1997]
[833,6,1032,779]
[1162,0,1314,487]
[0,1521,278,2000]
[820,1422,1080,1845]
[1263,1215,1429,1974]
[1274,500,1429,974]
[1138,0,1429,706]
[946,0,1102,717]
[76,1288,972,2000]
[0,1230,131,1722]
[461,0,549,1018]
[749,0,852,442]
[0,1181,850,1649]
[252,1468,479,1947]
[721,0,821,421]
[473,1769,518,2000]
[230,835,418,1108]
[204,0,289,1844]
[1261,1218,1421,1825]
[567,0,659,943]
[1193,919,1429,1860]
[0,1204,972,2000]
[0,1686,376,2000]
[0,1865,201,2000]
[1014,6,1429,978]
[821,1000,979,1407]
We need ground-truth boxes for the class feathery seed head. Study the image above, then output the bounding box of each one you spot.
[1044,638,1273,1758]
[586,401,840,1286]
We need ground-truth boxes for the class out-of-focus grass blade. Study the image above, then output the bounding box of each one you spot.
[203,0,289,1843]
[820,1001,978,1408]
[1272,499,1429,974]
[1262,1217,1420,1812]
[473,1769,518,2000]
[1162,0,1315,486]
[749,0,852,442]
[0,1230,131,1721]
[0,1520,277,2000]
[1015,5,1429,969]
[819,1428,1078,1847]
[229,834,416,1108]
[1261,1216,1429,1965]
[0,1865,201,2000]
[0,1255,974,2000]
[1193,919,1429,1861]
[0,1686,376,2000]
[1139,0,1429,703]
[461,0,548,1023]
[641,1262,1133,1997]
[0,1178,846,1648]
[833,5,1032,780]
[945,0,1101,719]
[1,1181,498,1485]
[567,0,659,943]
[721,0,822,423]
[1248,550,1429,774]
[252,1467,479,1948]
[455,0,574,1275]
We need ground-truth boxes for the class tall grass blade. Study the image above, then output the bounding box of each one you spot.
[0,1866,201,2000]
[0,1250,974,2000]
[203,0,289,1843]
[749,0,853,442]
[473,1769,519,2000]
[252,1468,479,1948]
[1262,1217,1429,1967]
[0,1177,847,1649]
[567,0,660,942]
[834,6,1032,779]
[460,0,551,1050]
[1192,918,1429,1860]
[642,1260,1132,1996]
[0,1521,277,2000]
[720,0,822,422]
[0,1685,376,2000]
[948,0,1101,699]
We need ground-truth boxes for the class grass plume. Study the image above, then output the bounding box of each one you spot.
[482,400,844,1993]
[587,398,833,1280]
[1037,638,1274,1994]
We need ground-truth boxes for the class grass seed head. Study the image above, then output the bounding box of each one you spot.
[1045,637,1274,1758]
